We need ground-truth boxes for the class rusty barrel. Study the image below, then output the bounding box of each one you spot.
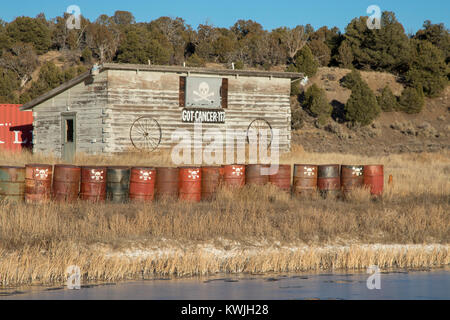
[25,164,53,204]
[246,164,270,186]
[106,167,131,203]
[52,165,81,202]
[129,167,156,202]
[222,165,246,188]
[155,167,179,200]
[201,166,223,201]
[293,164,318,196]
[341,165,364,197]
[364,165,384,196]
[179,167,202,202]
[80,166,107,202]
[0,166,25,202]
[317,164,341,198]
[269,164,292,191]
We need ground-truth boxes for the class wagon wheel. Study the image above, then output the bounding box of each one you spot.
[130,116,162,152]
[246,118,273,149]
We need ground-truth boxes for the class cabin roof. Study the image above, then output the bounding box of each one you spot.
[20,63,303,110]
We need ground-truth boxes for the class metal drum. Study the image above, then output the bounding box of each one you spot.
[293,164,318,196]
[106,167,131,203]
[129,167,156,202]
[0,166,25,202]
[179,167,202,202]
[25,164,53,204]
[222,165,246,188]
[364,165,384,197]
[246,164,269,186]
[155,167,179,200]
[80,166,107,202]
[269,164,291,191]
[53,165,81,202]
[201,166,223,201]
[317,164,341,198]
[341,165,364,198]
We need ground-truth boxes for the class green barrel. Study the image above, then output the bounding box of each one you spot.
[0,166,26,202]
[106,167,131,203]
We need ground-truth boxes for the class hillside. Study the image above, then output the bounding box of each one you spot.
[293,67,450,156]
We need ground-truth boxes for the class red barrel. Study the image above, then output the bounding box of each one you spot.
[201,166,222,201]
[341,165,364,198]
[364,165,384,196]
[222,165,245,188]
[52,165,81,202]
[317,164,341,198]
[80,166,107,202]
[179,167,202,202]
[155,167,179,200]
[129,167,156,202]
[293,164,318,196]
[25,164,53,204]
[269,164,291,191]
[246,164,269,186]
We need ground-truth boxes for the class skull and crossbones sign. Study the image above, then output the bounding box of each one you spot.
[352,167,363,176]
[188,169,200,180]
[35,168,49,179]
[304,167,315,177]
[232,166,243,177]
[91,169,104,181]
[139,170,152,181]
[193,82,215,103]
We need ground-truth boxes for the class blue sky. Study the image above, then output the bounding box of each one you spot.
[1,0,448,33]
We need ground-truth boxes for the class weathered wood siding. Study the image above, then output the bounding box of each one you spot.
[31,73,108,157]
[104,70,291,153]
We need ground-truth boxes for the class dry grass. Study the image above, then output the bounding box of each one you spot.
[0,147,449,287]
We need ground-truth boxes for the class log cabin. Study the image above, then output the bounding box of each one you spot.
[20,64,303,161]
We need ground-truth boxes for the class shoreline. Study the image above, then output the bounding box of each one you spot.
[1,241,448,288]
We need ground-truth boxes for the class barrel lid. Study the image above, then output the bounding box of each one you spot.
[26,164,53,168]
[81,165,107,169]
[132,167,156,170]
[318,164,340,167]
[54,164,80,168]
[341,164,364,168]
[107,166,131,169]
[295,164,317,167]
[0,166,25,169]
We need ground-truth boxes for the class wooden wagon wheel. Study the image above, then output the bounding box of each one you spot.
[246,118,273,149]
[130,116,162,152]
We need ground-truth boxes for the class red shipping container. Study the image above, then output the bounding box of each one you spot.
[0,104,33,152]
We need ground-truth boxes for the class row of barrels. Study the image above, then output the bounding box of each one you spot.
[0,164,384,204]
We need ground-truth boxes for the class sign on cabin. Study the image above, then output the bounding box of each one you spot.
[185,77,222,109]
[181,109,225,124]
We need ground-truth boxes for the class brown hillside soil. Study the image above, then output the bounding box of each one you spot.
[294,68,449,156]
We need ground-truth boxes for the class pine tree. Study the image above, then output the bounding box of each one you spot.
[337,40,354,68]
[304,84,332,125]
[405,40,448,97]
[345,81,381,126]
[341,69,363,90]
[293,45,319,77]
[377,86,399,112]
[398,86,424,114]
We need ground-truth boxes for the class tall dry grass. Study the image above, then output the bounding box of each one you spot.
[0,147,449,286]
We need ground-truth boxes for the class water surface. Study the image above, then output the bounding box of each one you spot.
[1,269,448,300]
